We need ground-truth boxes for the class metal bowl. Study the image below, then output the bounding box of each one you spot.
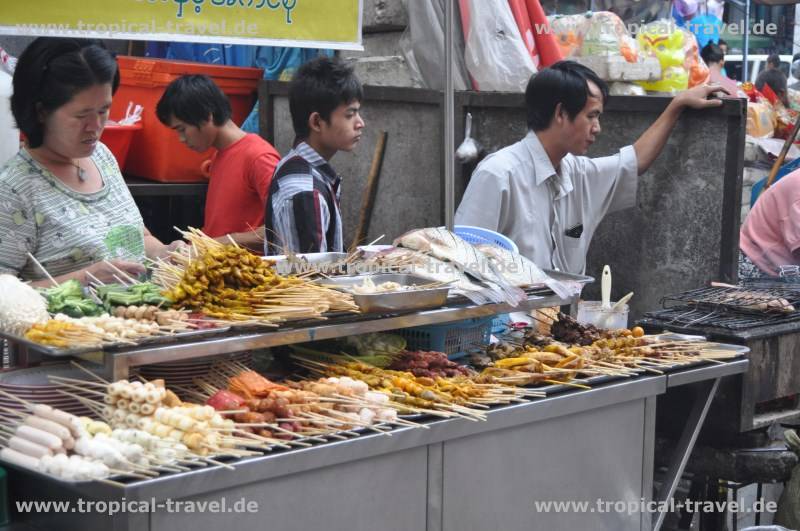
[319,274,450,313]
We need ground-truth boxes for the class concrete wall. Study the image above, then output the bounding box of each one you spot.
[458,94,745,319]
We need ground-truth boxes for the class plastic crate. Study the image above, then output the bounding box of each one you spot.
[454,225,517,331]
[395,317,493,359]
[111,56,262,182]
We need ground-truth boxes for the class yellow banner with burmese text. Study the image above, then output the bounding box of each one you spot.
[0,0,362,50]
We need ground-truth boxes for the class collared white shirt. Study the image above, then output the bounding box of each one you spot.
[455,131,638,274]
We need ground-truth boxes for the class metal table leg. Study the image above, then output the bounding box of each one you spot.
[653,378,721,531]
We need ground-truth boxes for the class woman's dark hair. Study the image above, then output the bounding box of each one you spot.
[767,53,781,68]
[156,74,231,127]
[717,38,728,49]
[289,56,363,139]
[11,37,119,149]
[525,60,608,131]
[701,42,724,66]
[756,68,787,96]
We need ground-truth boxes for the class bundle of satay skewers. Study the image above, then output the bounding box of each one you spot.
[290,355,544,422]
[151,227,359,325]
[469,312,743,388]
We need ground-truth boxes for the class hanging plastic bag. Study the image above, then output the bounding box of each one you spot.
[460,0,537,92]
[508,0,540,66]
[0,47,16,75]
[682,30,709,88]
[399,0,471,91]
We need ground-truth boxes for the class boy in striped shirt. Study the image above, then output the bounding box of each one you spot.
[265,57,364,255]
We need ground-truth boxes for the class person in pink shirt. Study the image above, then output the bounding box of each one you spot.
[740,168,800,278]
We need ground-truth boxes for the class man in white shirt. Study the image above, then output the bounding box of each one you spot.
[455,61,728,274]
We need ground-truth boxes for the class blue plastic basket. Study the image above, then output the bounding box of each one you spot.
[454,225,519,253]
[394,317,493,359]
[454,225,517,332]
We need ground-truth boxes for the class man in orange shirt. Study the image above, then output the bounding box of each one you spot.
[157,75,280,250]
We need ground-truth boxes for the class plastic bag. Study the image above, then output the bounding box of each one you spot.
[747,102,776,138]
[636,20,708,92]
[581,11,638,62]
[399,0,471,91]
[548,14,590,59]
[0,46,16,75]
[459,0,537,92]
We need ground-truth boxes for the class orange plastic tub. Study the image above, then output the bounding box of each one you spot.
[100,122,142,169]
[110,56,262,182]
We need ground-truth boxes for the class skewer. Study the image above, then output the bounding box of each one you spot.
[70,361,111,384]
[103,260,139,285]
[97,478,128,488]
[202,457,236,470]
[26,252,58,287]
[85,272,106,286]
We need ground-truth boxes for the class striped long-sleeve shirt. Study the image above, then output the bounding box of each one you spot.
[264,142,343,255]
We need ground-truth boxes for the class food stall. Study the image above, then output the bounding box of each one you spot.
[0,227,747,531]
[0,2,754,531]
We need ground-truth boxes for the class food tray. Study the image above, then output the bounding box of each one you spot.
[319,274,450,314]
[0,324,232,358]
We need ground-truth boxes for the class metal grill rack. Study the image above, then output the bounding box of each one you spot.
[661,286,800,316]
[642,306,800,331]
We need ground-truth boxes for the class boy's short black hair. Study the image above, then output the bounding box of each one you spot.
[767,53,781,68]
[701,42,724,66]
[525,60,608,131]
[289,56,363,139]
[156,74,231,128]
[11,37,119,149]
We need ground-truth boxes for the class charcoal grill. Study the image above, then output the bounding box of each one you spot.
[661,285,800,317]
[639,284,800,434]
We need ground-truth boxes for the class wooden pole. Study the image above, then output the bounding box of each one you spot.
[350,131,388,251]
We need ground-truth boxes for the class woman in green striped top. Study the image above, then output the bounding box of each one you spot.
[0,38,182,286]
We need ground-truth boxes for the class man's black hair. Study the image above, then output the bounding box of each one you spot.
[289,56,363,139]
[756,67,787,96]
[701,42,724,66]
[156,74,231,128]
[717,38,728,49]
[11,37,120,149]
[525,60,608,132]
[767,53,781,68]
